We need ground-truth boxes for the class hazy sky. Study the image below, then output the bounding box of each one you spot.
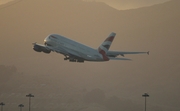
[1,0,170,10]
[0,0,180,111]
[0,0,13,5]
[87,0,170,10]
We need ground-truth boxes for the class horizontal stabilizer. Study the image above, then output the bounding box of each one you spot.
[109,57,131,61]
[107,51,149,57]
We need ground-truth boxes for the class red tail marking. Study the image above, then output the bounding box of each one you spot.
[105,36,114,42]
[98,48,109,61]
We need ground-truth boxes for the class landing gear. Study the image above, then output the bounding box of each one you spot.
[64,56,69,60]
[64,56,76,62]
[69,59,76,62]
[77,59,84,63]
[64,57,68,60]
[63,55,84,63]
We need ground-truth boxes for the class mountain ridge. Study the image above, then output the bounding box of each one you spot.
[0,0,180,111]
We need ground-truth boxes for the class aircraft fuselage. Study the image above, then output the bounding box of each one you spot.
[44,34,104,61]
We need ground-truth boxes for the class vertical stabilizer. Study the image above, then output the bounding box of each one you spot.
[98,32,116,61]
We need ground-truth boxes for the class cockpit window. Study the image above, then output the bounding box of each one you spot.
[49,35,57,39]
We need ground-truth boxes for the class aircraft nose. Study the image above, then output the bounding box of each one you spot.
[44,37,50,42]
[44,36,56,47]
[44,37,49,44]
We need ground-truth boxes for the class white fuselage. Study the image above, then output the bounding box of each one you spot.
[33,32,147,62]
[44,34,104,61]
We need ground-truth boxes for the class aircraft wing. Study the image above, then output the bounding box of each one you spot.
[107,51,149,57]
[33,43,84,60]
[33,43,52,53]
[109,57,131,60]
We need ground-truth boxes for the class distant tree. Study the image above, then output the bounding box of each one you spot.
[9,65,17,73]
[151,105,163,111]
[0,65,17,83]
[0,65,17,74]
[105,96,122,111]
[0,65,6,73]
[83,88,106,104]
[105,96,141,111]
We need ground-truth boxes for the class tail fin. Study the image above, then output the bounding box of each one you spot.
[98,32,116,61]
[98,32,116,53]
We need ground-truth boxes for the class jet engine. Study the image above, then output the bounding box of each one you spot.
[33,44,51,54]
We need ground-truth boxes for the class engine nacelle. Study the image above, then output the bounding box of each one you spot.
[33,45,42,52]
[33,45,51,54]
[43,50,51,54]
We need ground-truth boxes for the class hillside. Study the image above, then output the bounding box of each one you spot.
[0,0,180,111]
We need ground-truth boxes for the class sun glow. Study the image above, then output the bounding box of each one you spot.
[0,0,14,5]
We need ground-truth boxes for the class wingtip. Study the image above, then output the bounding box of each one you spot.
[110,32,116,36]
[112,32,116,34]
[32,42,37,45]
[147,51,150,55]
[109,57,131,61]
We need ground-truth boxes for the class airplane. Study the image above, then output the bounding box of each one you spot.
[33,32,149,63]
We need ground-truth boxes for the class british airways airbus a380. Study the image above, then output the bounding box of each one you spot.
[33,32,149,63]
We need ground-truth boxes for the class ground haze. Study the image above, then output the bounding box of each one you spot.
[0,0,180,111]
